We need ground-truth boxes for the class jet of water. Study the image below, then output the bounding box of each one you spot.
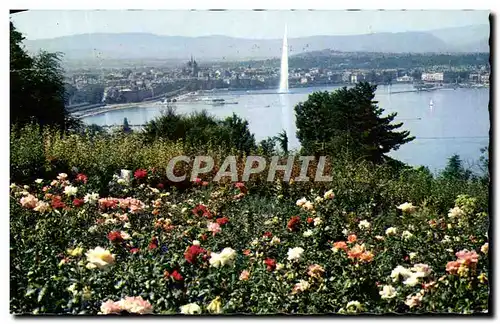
[279,24,289,93]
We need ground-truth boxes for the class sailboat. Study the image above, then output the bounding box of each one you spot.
[429,99,434,108]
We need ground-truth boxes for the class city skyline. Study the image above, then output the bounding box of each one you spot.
[11,10,489,40]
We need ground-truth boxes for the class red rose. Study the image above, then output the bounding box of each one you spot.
[171,270,184,282]
[130,248,140,254]
[193,177,202,184]
[157,183,164,189]
[51,196,65,209]
[134,169,148,180]
[287,216,301,231]
[107,231,123,243]
[148,237,158,250]
[184,245,206,264]
[216,217,229,225]
[243,249,251,256]
[72,198,84,207]
[76,173,88,184]
[192,204,212,219]
[264,258,277,271]
[263,231,272,238]
[99,198,118,210]
[307,217,314,224]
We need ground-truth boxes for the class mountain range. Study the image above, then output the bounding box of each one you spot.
[23,24,490,64]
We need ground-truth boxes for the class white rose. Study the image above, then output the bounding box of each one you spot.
[323,189,335,199]
[303,230,313,237]
[386,227,397,236]
[403,274,420,286]
[391,265,412,282]
[313,217,323,226]
[180,303,201,314]
[379,285,397,299]
[63,185,78,196]
[397,202,416,213]
[287,247,304,261]
[402,230,414,240]
[359,220,371,230]
[296,197,307,207]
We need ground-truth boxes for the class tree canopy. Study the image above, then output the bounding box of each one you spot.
[10,21,77,130]
[143,107,256,154]
[295,82,414,163]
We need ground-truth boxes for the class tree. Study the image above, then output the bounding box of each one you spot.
[478,146,489,184]
[122,117,132,133]
[441,154,471,181]
[143,109,256,154]
[10,21,76,130]
[219,114,256,154]
[275,130,288,154]
[259,137,277,155]
[295,82,414,163]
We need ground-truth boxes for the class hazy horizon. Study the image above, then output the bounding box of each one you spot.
[10,10,490,40]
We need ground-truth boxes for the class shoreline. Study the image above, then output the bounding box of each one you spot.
[75,84,489,119]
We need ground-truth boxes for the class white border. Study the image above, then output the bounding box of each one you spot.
[1,1,497,324]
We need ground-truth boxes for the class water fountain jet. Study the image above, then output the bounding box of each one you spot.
[279,25,289,93]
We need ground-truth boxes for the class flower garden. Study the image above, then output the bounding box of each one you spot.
[10,167,490,315]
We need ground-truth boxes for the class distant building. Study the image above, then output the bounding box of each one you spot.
[469,73,481,83]
[421,72,444,82]
[342,72,352,83]
[396,74,414,83]
[480,73,490,84]
[350,74,358,84]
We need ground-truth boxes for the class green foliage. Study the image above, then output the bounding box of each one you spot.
[275,130,288,154]
[295,82,414,163]
[441,154,471,181]
[10,123,46,183]
[143,108,256,155]
[259,137,277,156]
[10,22,72,130]
[9,174,489,314]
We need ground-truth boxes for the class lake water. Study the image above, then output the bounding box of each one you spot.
[82,84,490,172]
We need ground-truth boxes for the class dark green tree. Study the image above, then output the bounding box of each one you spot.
[219,113,256,154]
[275,130,288,154]
[122,117,132,133]
[259,137,277,155]
[295,82,414,163]
[10,21,77,130]
[441,154,471,181]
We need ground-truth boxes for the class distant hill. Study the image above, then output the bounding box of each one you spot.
[23,25,490,65]
[427,24,490,52]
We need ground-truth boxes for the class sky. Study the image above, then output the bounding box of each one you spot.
[10,10,490,40]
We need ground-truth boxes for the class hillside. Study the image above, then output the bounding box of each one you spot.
[22,31,456,61]
[22,25,490,66]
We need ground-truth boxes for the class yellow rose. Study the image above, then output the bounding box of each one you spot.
[481,242,488,254]
[85,247,115,269]
[206,296,222,314]
[67,246,84,257]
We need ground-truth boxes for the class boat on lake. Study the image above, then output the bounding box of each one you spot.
[209,98,238,106]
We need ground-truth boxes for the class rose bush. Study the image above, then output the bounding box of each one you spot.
[10,170,489,315]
